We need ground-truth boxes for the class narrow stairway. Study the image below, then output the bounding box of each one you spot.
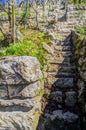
[37,3,86,130]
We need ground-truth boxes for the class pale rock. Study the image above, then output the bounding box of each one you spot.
[0,56,43,130]
[0,56,43,85]
[42,42,54,55]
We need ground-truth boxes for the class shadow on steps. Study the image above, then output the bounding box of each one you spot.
[36,33,86,130]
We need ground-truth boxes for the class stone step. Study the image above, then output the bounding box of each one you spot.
[67,21,80,25]
[57,32,71,36]
[55,36,70,41]
[65,91,77,107]
[64,25,74,29]
[47,64,76,73]
[68,14,80,18]
[56,40,71,46]
[48,56,70,64]
[54,51,73,57]
[56,22,74,27]
[48,91,77,107]
[64,26,74,29]
[44,110,79,124]
[54,45,74,51]
[48,57,74,65]
[68,5,86,10]
[47,52,73,64]
[49,91,63,104]
[57,23,70,27]
[47,72,76,78]
[68,15,82,18]
[57,28,72,33]
[67,11,81,14]
[57,33,71,38]
[46,77,76,89]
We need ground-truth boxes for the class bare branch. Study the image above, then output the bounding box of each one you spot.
[0,4,8,14]
[0,22,6,37]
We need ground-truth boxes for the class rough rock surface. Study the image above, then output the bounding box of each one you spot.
[0,56,42,85]
[37,3,86,130]
[0,56,43,130]
[72,32,86,114]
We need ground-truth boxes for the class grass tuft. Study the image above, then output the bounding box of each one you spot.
[0,28,51,69]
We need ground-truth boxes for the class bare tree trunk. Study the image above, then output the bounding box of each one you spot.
[19,0,29,28]
[12,0,15,43]
[0,22,6,37]
[8,0,12,37]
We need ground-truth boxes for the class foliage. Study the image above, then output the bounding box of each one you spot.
[0,10,33,17]
[0,28,51,69]
[20,10,33,17]
[70,0,86,4]
[75,27,86,35]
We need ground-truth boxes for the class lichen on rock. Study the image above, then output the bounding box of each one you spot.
[0,56,44,130]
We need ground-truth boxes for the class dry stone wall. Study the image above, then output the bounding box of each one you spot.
[0,3,86,130]
[0,56,43,130]
[72,31,86,115]
[37,3,86,130]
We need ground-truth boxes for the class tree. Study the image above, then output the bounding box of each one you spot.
[0,0,22,46]
[8,0,15,44]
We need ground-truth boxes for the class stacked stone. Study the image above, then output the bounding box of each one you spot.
[72,31,86,114]
[67,4,86,28]
[0,56,43,130]
[41,29,80,129]
[37,3,86,130]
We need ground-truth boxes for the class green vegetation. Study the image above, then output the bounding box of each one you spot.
[0,32,4,39]
[36,88,44,97]
[75,27,86,35]
[20,10,33,17]
[0,28,51,69]
[0,10,33,17]
[70,0,86,4]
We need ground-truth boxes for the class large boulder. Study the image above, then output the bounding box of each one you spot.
[0,56,44,130]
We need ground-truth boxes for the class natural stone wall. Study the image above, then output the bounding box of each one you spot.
[0,56,43,130]
[36,3,86,130]
[72,31,86,119]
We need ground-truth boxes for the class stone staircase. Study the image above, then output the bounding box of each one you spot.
[37,3,86,130]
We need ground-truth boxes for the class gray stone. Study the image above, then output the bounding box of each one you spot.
[0,111,39,130]
[0,56,43,85]
[65,91,77,107]
[80,46,86,56]
[0,86,8,99]
[56,71,75,77]
[42,42,54,55]
[54,45,72,51]
[78,57,86,66]
[77,79,85,90]
[8,81,42,98]
[0,56,43,130]
[45,110,79,123]
[49,91,63,103]
[54,78,74,88]
[63,111,79,123]
[47,63,75,72]
[48,32,56,40]
[44,110,80,130]
[15,30,23,42]
[48,16,56,25]
[77,79,85,102]
[80,71,86,81]
[82,62,86,71]
[0,99,34,112]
